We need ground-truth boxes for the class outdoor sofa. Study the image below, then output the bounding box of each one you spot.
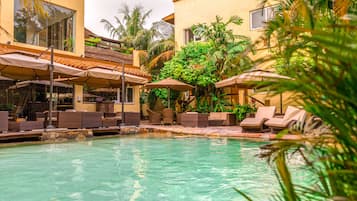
[8,120,44,132]
[240,106,276,131]
[58,111,103,129]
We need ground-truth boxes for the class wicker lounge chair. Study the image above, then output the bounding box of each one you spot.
[240,106,276,131]
[264,106,307,132]
[162,108,174,125]
[147,109,161,125]
[0,111,8,133]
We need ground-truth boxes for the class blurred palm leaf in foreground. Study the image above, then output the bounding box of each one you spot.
[239,0,357,200]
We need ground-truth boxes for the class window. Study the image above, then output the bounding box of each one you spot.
[184,28,202,44]
[250,6,278,30]
[83,87,134,104]
[14,0,75,52]
[118,87,134,104]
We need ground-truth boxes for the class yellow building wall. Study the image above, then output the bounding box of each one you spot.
[174,0,298,113]
[0,0,85,56]
[174,0,277,49]
[73,85,141,113]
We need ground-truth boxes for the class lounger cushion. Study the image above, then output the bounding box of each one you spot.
[240,118,266,128]
[264,118,289,128]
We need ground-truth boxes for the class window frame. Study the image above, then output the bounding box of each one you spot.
[116,87,135,104]
[249,5,279,31]
[13,0,76,52]
[184,28,202,44]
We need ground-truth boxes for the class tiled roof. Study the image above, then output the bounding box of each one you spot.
[0,43,150,79]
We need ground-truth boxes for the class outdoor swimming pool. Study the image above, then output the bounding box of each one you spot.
[0,137,304,201]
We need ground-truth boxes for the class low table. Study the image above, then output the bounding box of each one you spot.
[181,113,209,127]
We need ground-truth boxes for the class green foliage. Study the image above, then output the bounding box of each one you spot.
[212,93,230,112]
[232,104,257,121]
[192,15,252,79]
[241,0,357,201]
[101,4,174,54]
[159,42,216,86]
[85,37,101,47]
[0,104,14,112]
[158,16,252,112]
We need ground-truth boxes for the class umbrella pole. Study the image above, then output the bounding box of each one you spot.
[168,88,170,108]
[47,46,54,129]
[121,62,125,126]
[280,92,283,114]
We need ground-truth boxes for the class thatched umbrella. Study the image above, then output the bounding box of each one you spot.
[145,78,194,108]
[215,70,291,113]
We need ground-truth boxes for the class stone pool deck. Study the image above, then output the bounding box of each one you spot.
[139,124,302,140]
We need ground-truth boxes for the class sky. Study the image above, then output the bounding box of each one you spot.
[84,0,174,38]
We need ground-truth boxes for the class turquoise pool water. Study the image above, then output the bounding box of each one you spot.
[0,137,292,201]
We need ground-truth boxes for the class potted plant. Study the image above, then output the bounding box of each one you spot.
[232,104,257,124]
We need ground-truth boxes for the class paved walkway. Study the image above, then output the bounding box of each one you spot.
[139,124,301,140]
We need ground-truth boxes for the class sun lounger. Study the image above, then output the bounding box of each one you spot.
[264,106,307,132]
[162,108,174,125]
[240,106,276,131]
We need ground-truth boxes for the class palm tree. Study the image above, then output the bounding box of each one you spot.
[102,5,175,73]
[236,0,357,200]
[100,4,152,50]
[140,21,175,74]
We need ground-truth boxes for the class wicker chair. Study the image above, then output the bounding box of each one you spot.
[147,109,161,125]
[162,108,174,125]
[0,111,8,133]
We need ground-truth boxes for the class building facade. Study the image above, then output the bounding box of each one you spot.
[170,0,292,113]
[173,0,277,49]
[0,0,148,116]
[0,0,85,56]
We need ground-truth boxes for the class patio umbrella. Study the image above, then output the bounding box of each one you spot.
[145,78,194,108]
[56,67,148,88]
[0,75,13,81]
[8,80,72,90]
[215,69,291,89]
[0,53,83,80]
[215,69,291,113]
